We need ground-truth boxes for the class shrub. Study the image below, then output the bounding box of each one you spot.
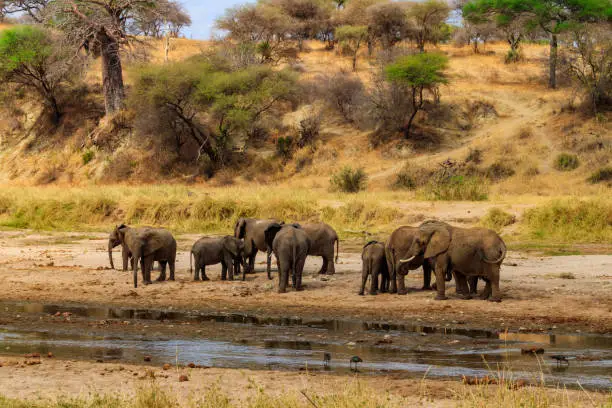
[482,208,516,231]
[275,136,295,161]
[587,167,612,184]
[293,147,314,172]
[523,199,612,242]
[485,161,516,181]
[82,150,95,165]
[505,49,522,63]
[296,112,321,148]
[554,153,580,171]
[330,166,367,193]
[391,167,417,190]
[465,148,482,164]
[421,175,489,201]
[324,73,366,123]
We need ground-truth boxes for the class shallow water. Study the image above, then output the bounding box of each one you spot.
[1,302,611,390]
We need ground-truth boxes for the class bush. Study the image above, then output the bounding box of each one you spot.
[391,167,417,190]
[82,150,95,165]
[505,49,521,63]
[465,148,483,164]
[324,73,366,123]
[275,136,295,161]
[523,199,612,242]
[481,208,516,231]
[554,153,580,171]
[587,167,612,184]
[330,166,367,193]
[296,113,321,148]
[485,161,516,181]
[421,175,489,201]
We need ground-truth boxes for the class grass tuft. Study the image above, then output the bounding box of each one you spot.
[330,166,368,193]
[554,153,580,172]
[481,208,516,232]
[420,176,489,201]
[587,167,612,184]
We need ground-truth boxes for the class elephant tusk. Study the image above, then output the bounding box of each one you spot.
[398,255,417,265]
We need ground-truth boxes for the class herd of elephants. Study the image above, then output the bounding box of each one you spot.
[108,218,507,301]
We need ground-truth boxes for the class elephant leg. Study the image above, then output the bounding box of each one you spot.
[169,260,175,281]
[278,259,290,293]
[433,257,448,300]
[318,256,327,275]
[143,257,154,285]
[235,260,241,280]
[397,272,408,295]
[488,265,501,302]
[381,268,389,293]
[122,248,129,271]
[221,261,227,281]
[455,272,472,300]
[327,256,335,275]
[248,250,257,274]
[422,261,432,290]
[140,258,147,284]
[156,261,167,282]
[228,258,235,281]
[481,279,492,300]
[386,255,397,294]
[359,262,368,296]
[201,265,210,281]
[370,264,379,295]
[193,258,200,281]
[468,276,478,295]
[295,257,306,291]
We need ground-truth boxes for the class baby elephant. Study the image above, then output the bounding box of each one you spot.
[360,241,389,296]
[190,236,244,281]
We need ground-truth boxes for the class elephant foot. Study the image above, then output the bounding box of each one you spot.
[278,289,287,294]
[397,289,408,295]
[421,285,433,291]
[193,277,200,282]
[435,294,449,301]
[296,287,304,292]
[457,294,473,300]
[358,292,364,296]
[326,271,335,276]
[202,276,210,281]
[369,291,378,296]
[144,280,153,285]
[156,277,166,282]
[488,298,502,303]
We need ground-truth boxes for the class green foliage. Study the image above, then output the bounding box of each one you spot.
[392,167,417,190]
[82,150,95,165]
[335,25,368,42]
[505,49,521,63]
[481,208,516,231]
[330,166,368,193]
[385,53,449,88]
[0,26,52,72]
[275,136,295,161]
[523,199,612,242]
[485,161,516,181]
[554,153,580,171]
[588,166,612,184]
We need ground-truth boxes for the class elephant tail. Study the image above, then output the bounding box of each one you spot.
[483,241,507,264]
[190,251,193,274]
[335,237,339,264]
[385,246,396,278]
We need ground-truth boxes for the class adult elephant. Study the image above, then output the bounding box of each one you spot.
[399,221,506,302]
[190,236,245,281]
[108,225,150,271]
[385,226,451,294]
[109,225,177,288]
[300,222,339,275]
[234,218,281,280]
[264,223,310,293]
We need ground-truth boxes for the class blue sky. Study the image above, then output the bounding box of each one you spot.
[182,1,255,40]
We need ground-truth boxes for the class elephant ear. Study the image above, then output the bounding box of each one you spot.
[264,223,283,250]
[140,230,169,256]
[234,219,246,239]
[363,240,378,249]
[223,236,239,257]
[423,227,451,259]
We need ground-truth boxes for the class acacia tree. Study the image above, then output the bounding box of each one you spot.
[132,0,191,38]
[385,53,448,138]
[407,0,451,53]
[0,0,49,22]
[336,25,367,70]
[463,0,612,88]
[366,1,410,50]
[0,26,80,123]
[341,0,383,55]
[42,0,178,115]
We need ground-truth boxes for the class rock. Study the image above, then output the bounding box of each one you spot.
[143,356,152,362]
[179,374,189,382]
[163,364,171,370]
[96,359,104,363]
[521,347,545,355]
[187,362,195,368]
[47,352,54,358]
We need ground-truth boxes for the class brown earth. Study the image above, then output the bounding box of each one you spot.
[0,231,611,334]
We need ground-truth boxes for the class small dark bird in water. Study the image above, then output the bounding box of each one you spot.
[323,352,331,368]
[550,355,570,367]
[350,356,363,372]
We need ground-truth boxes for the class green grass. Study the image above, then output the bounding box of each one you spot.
[553,153,580,172]
[419,176,489,201]
[522,199,612,243]
[588,167,612,184]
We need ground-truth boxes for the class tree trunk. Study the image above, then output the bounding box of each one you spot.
[352,51,357,71]
[99,30,125,115]
[549,33,558,89]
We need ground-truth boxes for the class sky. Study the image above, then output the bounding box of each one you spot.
[182,1,255,40]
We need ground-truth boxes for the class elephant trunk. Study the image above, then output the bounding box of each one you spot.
[399,255,417,265]
[108,240,115,270]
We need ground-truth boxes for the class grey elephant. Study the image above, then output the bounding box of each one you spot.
[360,241,389,296]
[385,226,451,294]
[300,222,339,275]
[234,218,282,280]
[110,225,177,288]
[264,223,310,293]
[399,221,506,302]
[190,236,245,281]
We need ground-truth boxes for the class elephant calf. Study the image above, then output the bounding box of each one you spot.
[360,241,389,296]
[190,236,244,281]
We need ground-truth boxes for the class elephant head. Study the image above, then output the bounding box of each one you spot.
[223,236,245,264]
[234,218,247,239]
[108,224,128,270]
[400,221,452,265]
